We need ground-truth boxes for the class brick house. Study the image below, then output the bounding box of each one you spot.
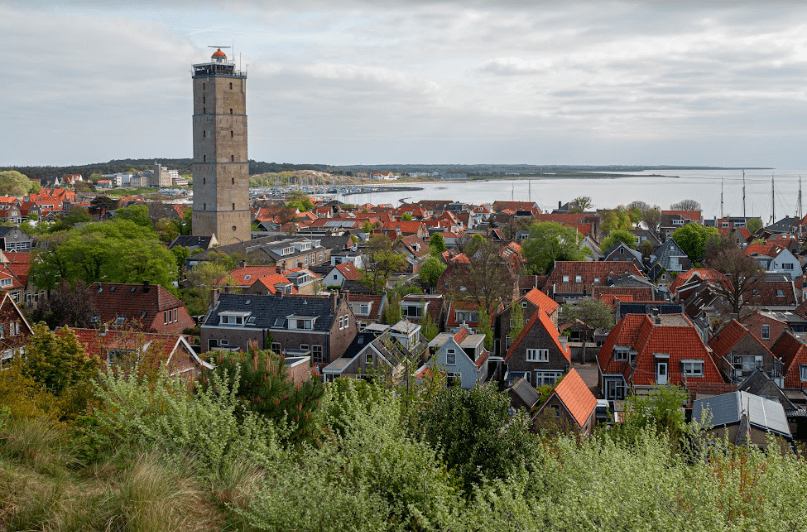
[0,227,32,253]
[0,293,33,363]
[597,313,725,401]
[770,331,807,392]
[399,293,444,327]
[544,261,643,302]
[88,282,195,335]
[67,328,212,378]
[200,292,356,367]
[533,369,597,435]
[346,293,387,329]
[494,288,559,357]
[708,319,782,384]
[742,311,793,349]
[504,308,571,387]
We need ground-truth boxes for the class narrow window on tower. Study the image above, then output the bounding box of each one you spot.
[230,108,233,115]
[203,155,206,162]
[232,203,235,210]
[202,96,205,104]
[229,82,233,90]
[203,107,206,114]
[203,203,206,210]
[230,130,234,138]
[203,130,206,138]
[203,178,206,184]
[231,178,234,185]
[231,155,234,162]
[203,82,206,90]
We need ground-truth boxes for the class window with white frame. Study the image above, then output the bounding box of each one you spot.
[402,304,422,318]
[575,275,582,283]
[359,303,370,315]
[681,360,704,377]
[446,348,456,365]
[534,370,563,386]
[522,301,528,309]
[614,347,629,361]
[562,275,569,283]
[526,348,549,362]
[312,345,323,364]
[299,344,309,353]
[800,365,807,382]
[271,342,282,353]
[762,324,770,340]
[783,263,794,270]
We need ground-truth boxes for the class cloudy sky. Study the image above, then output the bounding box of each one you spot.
[2,1,807,168]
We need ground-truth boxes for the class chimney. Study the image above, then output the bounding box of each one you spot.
[142,280,150,293]
[211,288,219,308]
[239,260,246,268]
[558,200,562,209]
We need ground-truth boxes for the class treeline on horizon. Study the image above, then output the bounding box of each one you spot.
[6,160,772,182]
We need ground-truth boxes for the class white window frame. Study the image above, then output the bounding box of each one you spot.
[534,370,563,387]
[800,365,807,382]
[614,348,629,361]
[762,324,770,340]
[526,348,549,362]
[681,359,704,377]
[446,348,456,366]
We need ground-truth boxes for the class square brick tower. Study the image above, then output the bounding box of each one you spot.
[191,48,250,245]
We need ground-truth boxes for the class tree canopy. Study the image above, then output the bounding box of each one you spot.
[522,221,585,274]
[418,255,446,287]
[0,170,38,196]
[669,199,701,211]
[30,218,177,291]
[361,234,406,293]
[671,223,720,262]
[428,232,446,255]
[601,229,637,251]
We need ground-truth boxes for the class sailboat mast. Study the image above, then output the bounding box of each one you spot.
[720,178,724,219]
[742,170,746,218]
[771,173,775,225]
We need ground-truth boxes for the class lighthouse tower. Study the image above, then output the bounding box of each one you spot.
[191,48,250,244]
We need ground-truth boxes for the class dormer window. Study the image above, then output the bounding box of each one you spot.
[219,312,251,326]
[575,275,582,283]
[562,275,569,283]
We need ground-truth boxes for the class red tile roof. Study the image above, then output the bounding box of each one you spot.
[335,262,361,281]
[523,288,559,315]
[745,241,786,258]
[668,268,729,295]
[87,282,194,334]
[505,309,571,364]
[552,369,597,428]
[250,273,297,295]
[708,319,769,358]
[771,332,807,389]
[598,313,724,387]
[662,210,702,222]
[224,266,281,287]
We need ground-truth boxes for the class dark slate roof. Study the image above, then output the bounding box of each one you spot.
[652,238,691,267]
[738,369,797,411]
[507,377,541,410]
[618,302,682,316]
[169,235,214,250]
[203,293,337,332]
[765,216,799,234]
[0,226,30,239]
[692,391,791,439]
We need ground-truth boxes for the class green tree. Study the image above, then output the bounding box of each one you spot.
[401,213,413,221]
[361,234,406,293]
[420,309,439,341]
[601,229,637,251]
[600,206,634,234]
[114,204,153,228]
[451,237,516,310]
[620,385,689,449]
[429,232,446,255]
[567,196,592,213]
[508,299,525,342]
[49,207,91,232]
[563,298,614,363]
[522,221,585,274]
[30,219,177,291]
[639,239,655,258]
[746,217,763,234]
[0,170,37,196]
[477,305,493,350]
[89,195,116,218]
[418,255,446,287]
[285,190,314,212]
[417,383,536,495]
[200,349,324,444]
[671,223,720,262]
[23,324,97,396]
